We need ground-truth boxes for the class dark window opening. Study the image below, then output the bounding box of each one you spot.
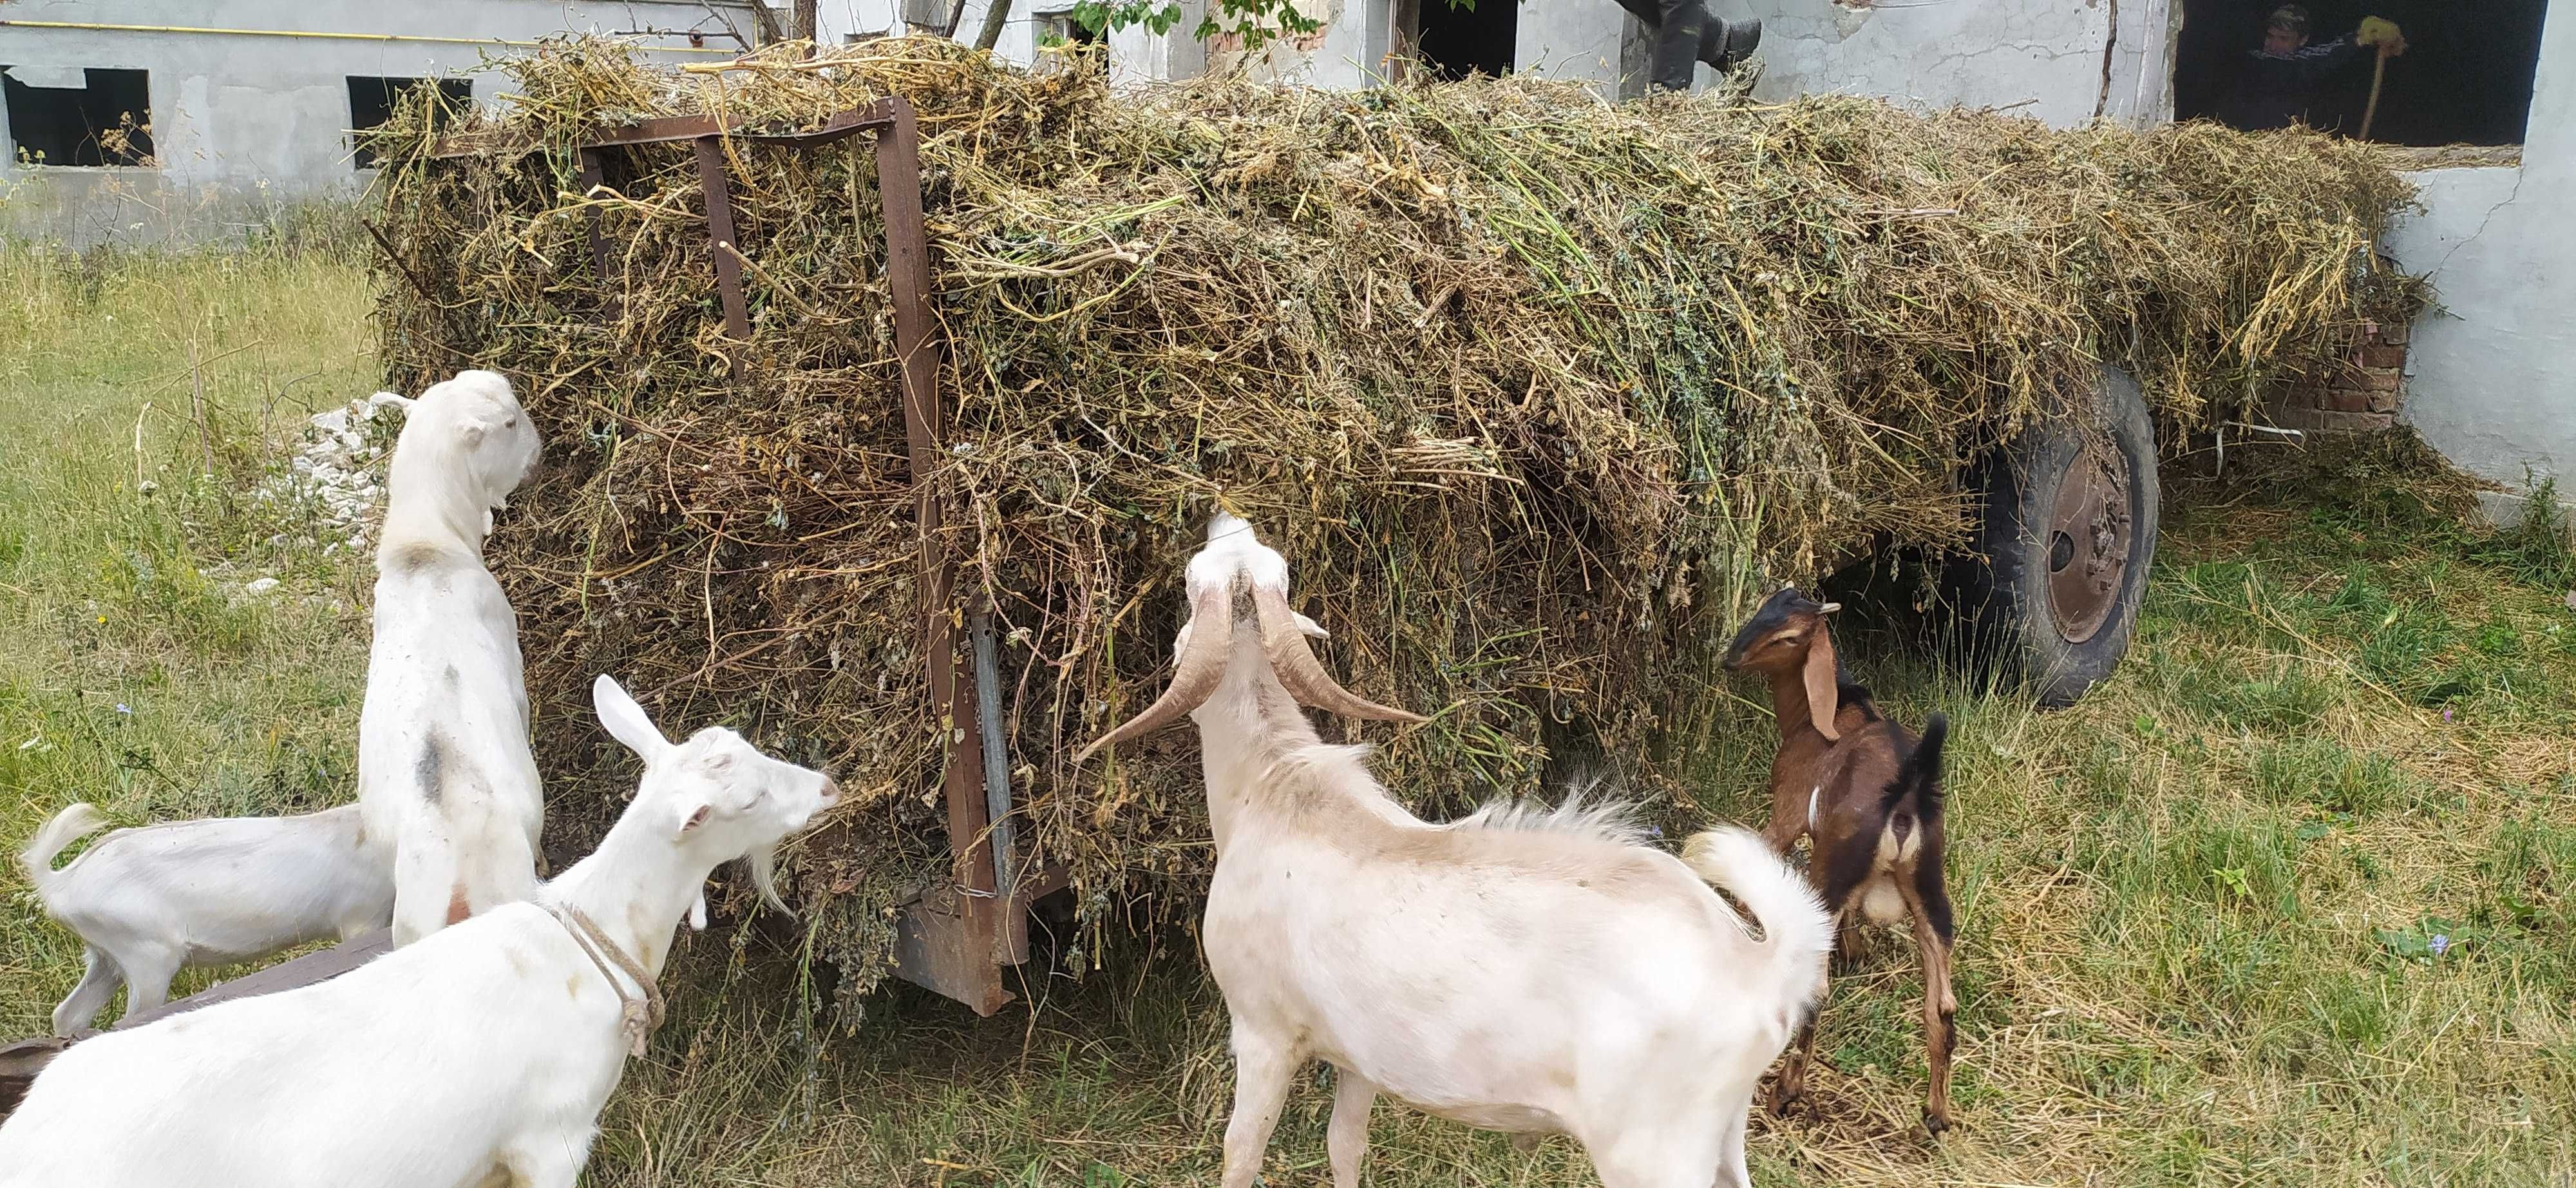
[1037,9,1108,76]
[346,77,472,169]
[2175,0,2546,145]
[900,0,952,32]
[1,67,153,167]
[1419,0,1517,81]
[1038,9,1104,46]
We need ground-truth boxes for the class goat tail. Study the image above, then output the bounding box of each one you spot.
[1680,825,1833,997]
[19,803,111,893]
[1888,713,1949,819]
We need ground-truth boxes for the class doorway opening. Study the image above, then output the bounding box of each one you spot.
[2175,0,2547,145]
[1418,0,1516,80]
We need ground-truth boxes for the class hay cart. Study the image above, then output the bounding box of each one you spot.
[1,86,2175,1112]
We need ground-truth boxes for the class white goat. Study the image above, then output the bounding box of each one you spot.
[0,676,838,1188]
[1077,515,1833,1188]
[359,369,545,944]
[15,802,393,1037]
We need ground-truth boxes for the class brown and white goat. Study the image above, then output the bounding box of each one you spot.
[1721,587,1957,1133]
[1077,515,1831,1188]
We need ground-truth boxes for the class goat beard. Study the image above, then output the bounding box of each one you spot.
[747,845,793,917]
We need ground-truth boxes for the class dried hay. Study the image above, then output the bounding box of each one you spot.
[366,37,2425,999]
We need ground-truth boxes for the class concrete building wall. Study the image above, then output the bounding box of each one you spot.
[2382,0,2574,498]
[936,0,2177,121]
[0,0,751,244]
[1741,0,2172,126]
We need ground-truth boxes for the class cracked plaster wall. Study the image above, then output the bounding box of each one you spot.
[1740,0,2171,125]
[2381,0,2573,494]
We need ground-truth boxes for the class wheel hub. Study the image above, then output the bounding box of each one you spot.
[2046,436,2132,644]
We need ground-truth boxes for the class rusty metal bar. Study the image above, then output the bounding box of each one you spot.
[971,607,1019,893]
[429,102,896,159]
[591,102,896,148]
[577,148,613,289]
[875,97,1009,1017]
[691,135,753,366]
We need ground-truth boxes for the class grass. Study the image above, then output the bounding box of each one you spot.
[3,245,2572,1187]
[0,238,379,1026]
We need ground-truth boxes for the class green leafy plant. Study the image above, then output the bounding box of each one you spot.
[2375,915,2477,963]
[1068,0,1378,50]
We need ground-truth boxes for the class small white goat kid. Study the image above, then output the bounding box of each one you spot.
[15,802,392,1036]
[1075,515,1835,1188]
[358,369,545,944]
[0,676,839,1188]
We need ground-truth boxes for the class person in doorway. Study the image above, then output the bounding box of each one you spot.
[2219,5,2407,131]
[1612,0,1761,93]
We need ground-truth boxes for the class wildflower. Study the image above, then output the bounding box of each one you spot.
[2428,934,2451,957]
[115,704,132,716]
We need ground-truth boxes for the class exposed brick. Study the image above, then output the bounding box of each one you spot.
[2356,344,2407,369]
[2322,388,2375,413]
[2319,410,2394,433]
[2272,407,2394,435]
[2277,385,2335,410]
[2378,320,2410,346]
[2354,367,2403,392]
[2367,387,2403,414]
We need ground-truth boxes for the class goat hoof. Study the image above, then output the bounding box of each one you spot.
[1922,1110,1951,1136]
[1768,1089,1804,1118]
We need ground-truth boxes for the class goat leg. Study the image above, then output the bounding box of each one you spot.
[1218,1026,1300,1188]
[115,947,184,1022]
[1768,1011,1821,1117]
[1716,1085,1757,1188]
[1759,781,1807,857]
[498,1135,589,1188]
[1327,1065,1378,1188]
[1903,877,1959,1135]
[51,950,123,1037]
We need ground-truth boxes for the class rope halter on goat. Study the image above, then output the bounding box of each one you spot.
[547,903,667,1058]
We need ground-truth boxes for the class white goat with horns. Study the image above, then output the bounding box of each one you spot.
[0,676,840,1188]
[1075,514,1833,1188]
[358,369,545,944]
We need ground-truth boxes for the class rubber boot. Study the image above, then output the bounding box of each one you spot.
[1701,15,1761,71]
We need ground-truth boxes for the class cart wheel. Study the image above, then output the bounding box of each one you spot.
[1949,365,2161,708]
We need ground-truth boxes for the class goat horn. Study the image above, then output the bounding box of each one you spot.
[1249,582,1426,725]
[1074,580,1236,762]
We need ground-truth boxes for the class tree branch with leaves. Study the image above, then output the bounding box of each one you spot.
[1068,0,1326,52]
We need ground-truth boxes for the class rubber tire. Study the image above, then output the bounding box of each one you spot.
[1950,365,2161,709]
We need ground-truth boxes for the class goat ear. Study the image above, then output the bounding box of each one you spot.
[458,416,492,447]
[1291,609,1330,639]
[1803,628,1842,742]
[676,803,712,838]
[593,675,672,760]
